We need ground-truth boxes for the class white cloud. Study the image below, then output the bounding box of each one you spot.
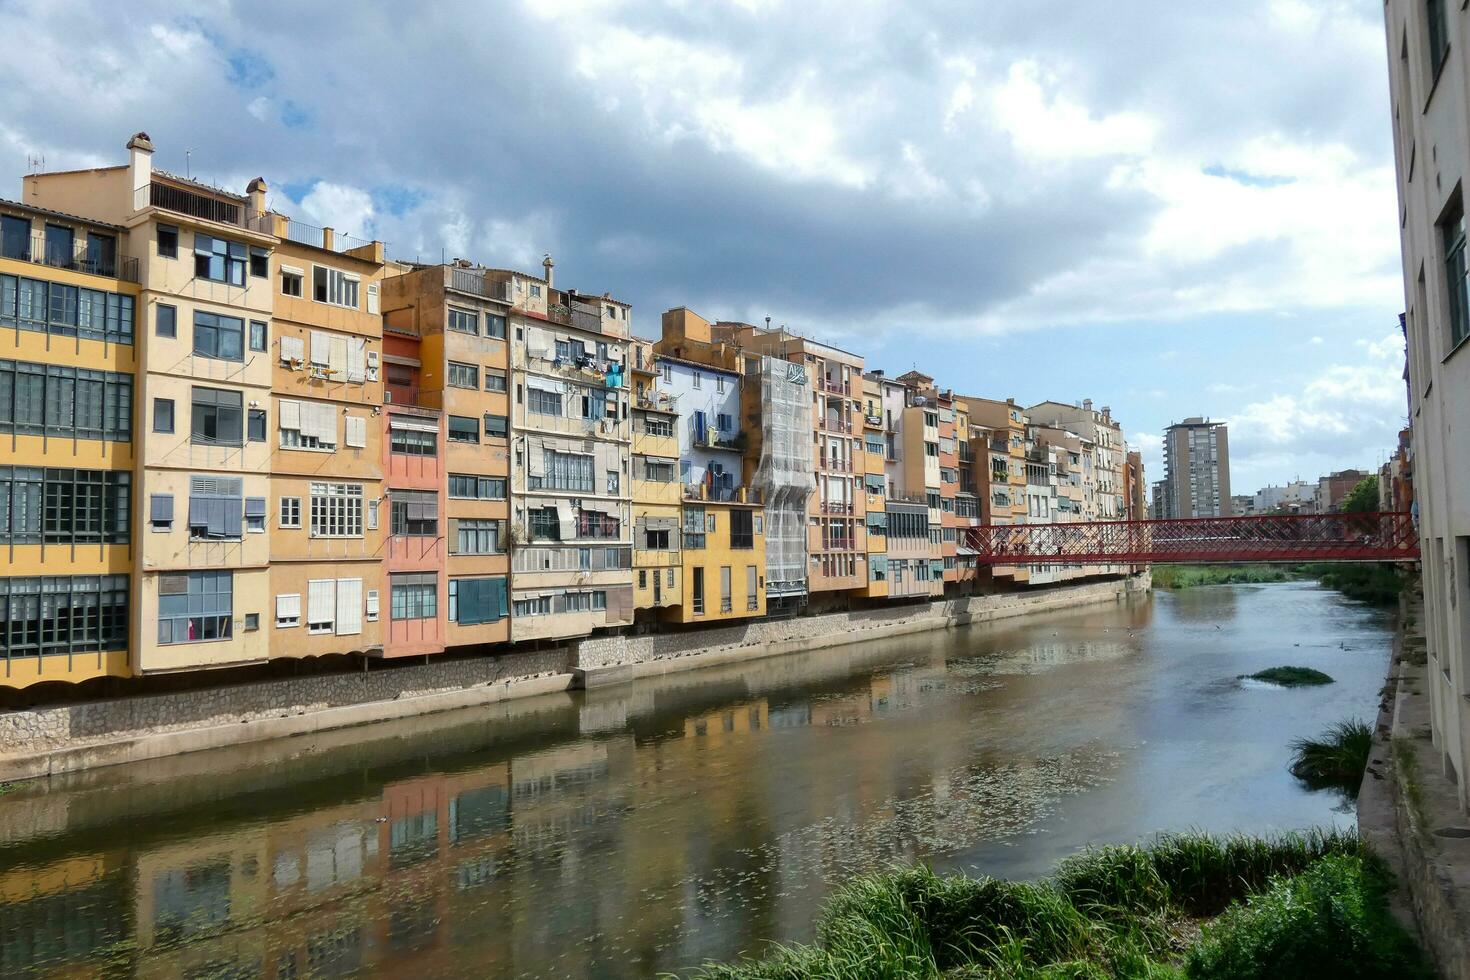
[991,60,1157,161]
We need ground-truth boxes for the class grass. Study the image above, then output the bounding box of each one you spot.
[1289,720,1373,797]
[686,830,1425,979]
[1150,566,1293,589]
[1293,563,1402,607]
[1392,737,1431,841]
[1239,666,1334,687]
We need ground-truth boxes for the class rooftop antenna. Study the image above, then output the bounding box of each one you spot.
[185,148,193,179]
[25,153,43,175]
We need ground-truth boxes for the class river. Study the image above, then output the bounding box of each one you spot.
[0,581,1392,979]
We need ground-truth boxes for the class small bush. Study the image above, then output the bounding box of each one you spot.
[1185,854,1428,979]
[1151,565,1292,589]
[1240,666,1334,687]
[1290,720,1373,797]
[1295,563,1402,606]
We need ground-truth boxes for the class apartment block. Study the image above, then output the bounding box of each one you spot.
[1158,416,1230,519]
[380,262,513,650]
[859,375,890,596]
[629,337,681,618]
[0,197,139,688]
[965,396,1030,587]
[504,261,634,641]
[1384,0,1470,808]
[262,211,387,659]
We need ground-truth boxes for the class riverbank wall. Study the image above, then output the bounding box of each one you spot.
[1359,579,1470,980]
[0,573,1149,784]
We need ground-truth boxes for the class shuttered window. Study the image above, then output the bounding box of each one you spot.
[449,576,508,626]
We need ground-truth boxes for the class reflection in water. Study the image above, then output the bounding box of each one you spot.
[0,582,1390,979]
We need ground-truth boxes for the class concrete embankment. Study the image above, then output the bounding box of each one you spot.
[0,573,1148,784]
[1358,582,1470,980]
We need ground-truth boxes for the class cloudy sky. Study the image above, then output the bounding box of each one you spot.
[0,0,1407,494]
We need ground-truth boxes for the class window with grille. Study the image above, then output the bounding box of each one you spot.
[0,467,130,545]
[0,359,132,442]
[280,496,301,528]
[528,507,559,541]
[390,490,437,536]
[531,450,594,492]
[0,574,128,657]
[683,507,706,549]
[309,483,364,538]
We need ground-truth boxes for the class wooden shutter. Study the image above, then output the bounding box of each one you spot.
[335,577,362,636]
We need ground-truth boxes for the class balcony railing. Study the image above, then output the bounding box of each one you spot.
[819,416,851,433]
[819,378,850,395]
[150,182,241,225]
[685,484,763,505]
[864,413,883,428]
[575,517,622,539]
[820,501,854,514]
[3,234,139,282]
[819,456,852,472]
[721,597,733,613]
[449,267,511,302]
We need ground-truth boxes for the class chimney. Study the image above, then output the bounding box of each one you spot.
[245,177,267,219]
[126,131,154,214]
[1101,406,1111,421]
[1082,398,1093,412]
[542,253,554,289]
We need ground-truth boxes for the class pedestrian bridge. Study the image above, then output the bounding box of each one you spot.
[962,512,1420,565]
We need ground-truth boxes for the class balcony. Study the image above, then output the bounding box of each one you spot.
[150,181,241,226]
[684,483,763,505]
[820,501,854,515]
[695,428,746,452]
[818,456,853,472]
[819,377,850,395]
[819,416,852,433]
[864,413,883,428]
[449,267,512,302]
[575,515,623,539]
[3,233,139,283]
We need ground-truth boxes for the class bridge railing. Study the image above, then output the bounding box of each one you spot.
[963,512,1419,564]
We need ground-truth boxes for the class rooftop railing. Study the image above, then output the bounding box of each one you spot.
[150,182,241,226]
[3,234,139,282]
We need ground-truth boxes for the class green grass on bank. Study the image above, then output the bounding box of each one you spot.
[1289,720,1374,798]
[1150,566,1292,589]
[1239,666,1334,687]
[687,830,1426,979]
[1151,563,1402,607]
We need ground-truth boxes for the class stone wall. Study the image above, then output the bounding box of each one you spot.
[574,574,1148,680]
[0,647,571,780]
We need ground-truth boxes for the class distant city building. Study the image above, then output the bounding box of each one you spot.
[1314,468,1368,514]
[1160,418,1230,518]
[1252,480,1313,514]
[1229,495,1254,517]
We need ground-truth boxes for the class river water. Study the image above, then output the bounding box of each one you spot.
[0,581,1392,979]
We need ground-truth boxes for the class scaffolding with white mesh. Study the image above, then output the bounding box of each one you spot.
[752,355,814,605]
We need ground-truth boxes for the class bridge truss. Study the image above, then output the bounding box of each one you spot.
[962,512,1420,565]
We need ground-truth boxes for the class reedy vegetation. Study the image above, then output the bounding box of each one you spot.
[687,830,1424,979]
[1288,720,1374,797]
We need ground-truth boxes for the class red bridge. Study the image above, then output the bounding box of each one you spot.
[962,512,1420,565]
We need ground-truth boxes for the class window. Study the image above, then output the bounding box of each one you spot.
[684,507,706,549]
[280,496,302,528]
[247,409,266,442]
[1443,200,1469,350]
[310,483,364,538]
[156,304,177,338]
[716,376,725,393]
[720,566,732,613]
[193,311,244,361]
[191,387,244,446]
[448,361,478,388]
[249,247,269,279]
[245,497,266,532]
[641,415,673,437]
[448,307,478,334]
[447,415,479,443]
[390,424,437,456]
[157,224,178,258]
[281,268,303,297]
[449,576,508,625]
[278,399,336,450]
[606,470,620,494]
[484,313,506,339]
[642,460,675,482]
[528,387,562,415]
[925,442,938,457]
[528,506,559,541]
[556,338,587,362]
[448,474,506,499]
[746,565,758,610]
[188,476,243,541]
[1429,0,1450,81]
[483,414,508,439]
[390,573,436,620]
[154,398,174,433]
[692,567,705,614]
[644,528,671,550]
[390,490,438,536]
[484,369,507,392]
[514,595,551,617]
[0,467,130,545]
[248,320,267,352]
[275,593,301,628]
[693,371,702,389]
[150,493,173,531]
[158,570,232,644]
[193,234,246,285]
[730,509,754,549]
[313,266,359,308]
[531,450,594,492]
[0,575,129,657]
[453,519,502,555]
[530,283,542,298]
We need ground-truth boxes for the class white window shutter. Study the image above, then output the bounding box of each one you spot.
[280,335,305,363]
[307,579,335,627]
[366,589,380,620]
[367,498,378,531]
[347,338,367,383]
[367,283,380,315]
[329,336,348,377]
[276,593,301,624]
[279,399,300,431]
[345,416,366,448]
[310,331,330,367]
[336,578,362,636]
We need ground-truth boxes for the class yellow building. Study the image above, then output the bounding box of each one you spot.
[859,375,889,597]
[262,212,388,659]
[0,198,140,688]
[27,133,280,676]
[676,489,767,623]
[629,337,682,618]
